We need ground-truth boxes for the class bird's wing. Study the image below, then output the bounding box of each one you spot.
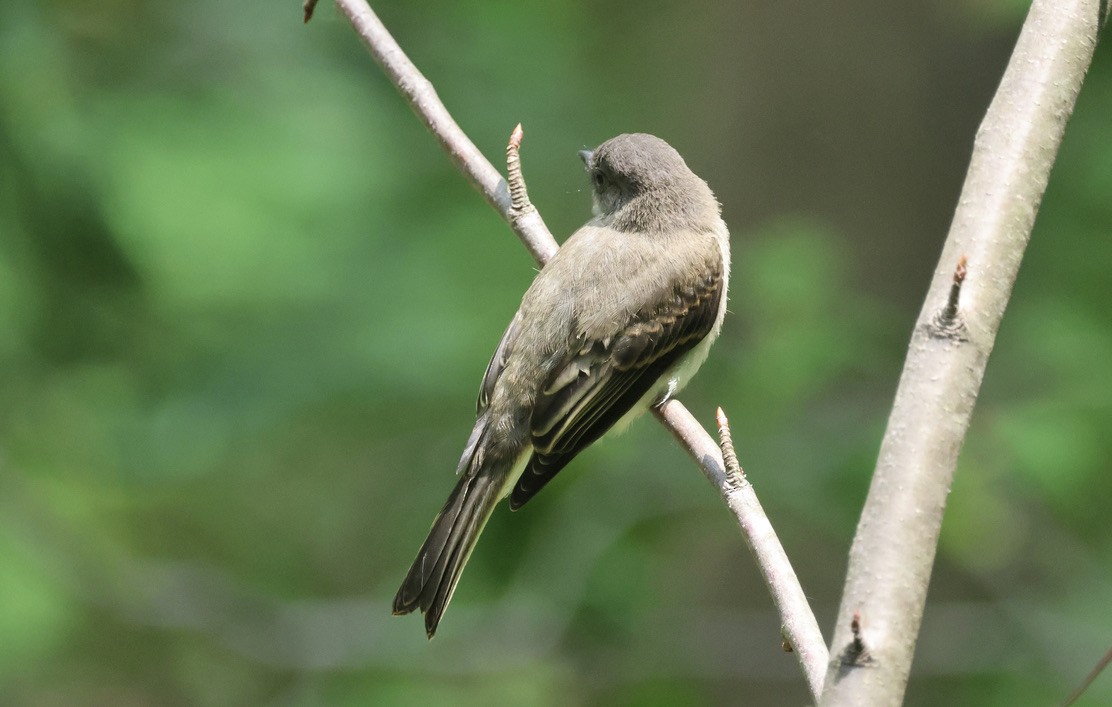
[476,310,523,414]
[510,264,724,510]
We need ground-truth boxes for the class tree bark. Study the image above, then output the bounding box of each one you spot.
[819,2,1105,704]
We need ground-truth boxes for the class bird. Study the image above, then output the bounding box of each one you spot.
[392,133,730,637]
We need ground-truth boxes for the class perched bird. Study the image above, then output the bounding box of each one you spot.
[392,133,731,637]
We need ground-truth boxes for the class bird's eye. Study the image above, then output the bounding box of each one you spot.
[592,171,605,188]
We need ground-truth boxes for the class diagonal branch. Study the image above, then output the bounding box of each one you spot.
[653,400,828,698]
[1061,643,1112,707]
[318,0,828,694]
[330,0,556,265]
[714,407,828,698]
[819,2,1106,705]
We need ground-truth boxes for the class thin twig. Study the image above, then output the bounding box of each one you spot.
[652,401,829,699]
[1061,644,1112,707]
[715,408,745,490]
[819,2,1105,705]
[707,406,829,700]
[331,0,557,265]
[505,123,532,212]
[933,255,968,330]
[321,0,828,694]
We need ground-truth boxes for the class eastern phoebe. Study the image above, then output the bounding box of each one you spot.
[393,133,730,637]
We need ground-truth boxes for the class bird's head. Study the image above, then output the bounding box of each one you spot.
[579,133,718,233]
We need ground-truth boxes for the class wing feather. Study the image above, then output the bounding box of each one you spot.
[477,311,523,414]
[510,265,724,510]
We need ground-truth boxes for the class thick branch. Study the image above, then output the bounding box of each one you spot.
[820,2,1104,705]
[324,0,828,690]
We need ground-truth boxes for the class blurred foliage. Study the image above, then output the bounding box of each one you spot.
[0,1,1110,705]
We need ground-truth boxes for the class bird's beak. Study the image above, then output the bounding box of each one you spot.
[578,149,594,168]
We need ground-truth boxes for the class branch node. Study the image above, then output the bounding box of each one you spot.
[927,255,970,341]
[506,123,533,213]
[837,611,875,670]
[715,407,748,491]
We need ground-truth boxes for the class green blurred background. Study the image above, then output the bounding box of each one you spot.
[1,0,1109,704]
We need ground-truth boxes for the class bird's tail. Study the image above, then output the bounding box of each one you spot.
[392,469,502,637]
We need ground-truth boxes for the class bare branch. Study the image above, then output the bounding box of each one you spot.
[820,2,1105,704]
[653,401,828,698]
[1061,644,1112,707]
[323,0,828,692]
[331,0,558,265]
[699,406,829,700]
[505,123,531,211]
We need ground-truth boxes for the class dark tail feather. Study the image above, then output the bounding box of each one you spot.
[392,470,500,637]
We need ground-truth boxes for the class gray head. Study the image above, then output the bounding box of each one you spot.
[579,133,719,234]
